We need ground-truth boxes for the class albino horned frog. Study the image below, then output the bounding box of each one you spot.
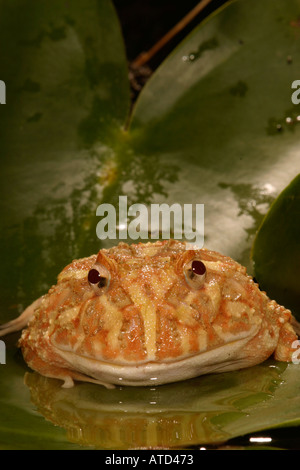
[0,240,298,388]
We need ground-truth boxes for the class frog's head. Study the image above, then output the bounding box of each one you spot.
[52,240,256,365]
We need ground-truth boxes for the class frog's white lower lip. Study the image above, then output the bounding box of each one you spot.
[52,326,261,387]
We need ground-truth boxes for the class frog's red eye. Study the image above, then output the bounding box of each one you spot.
[88,269,102,284]
[88,264,110,295]
[184,259,206,289]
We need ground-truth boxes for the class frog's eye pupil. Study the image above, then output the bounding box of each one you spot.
[192,260,206,276]
[88,269,101,284]
[184,258,207,289]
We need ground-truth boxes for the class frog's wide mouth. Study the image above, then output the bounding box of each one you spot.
[52,327,262,387]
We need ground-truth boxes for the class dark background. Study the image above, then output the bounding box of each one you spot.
[114,0,228,69]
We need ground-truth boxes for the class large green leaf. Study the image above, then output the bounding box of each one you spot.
[1,0,300,450]
[121,0,300,272]
[0,1,130,447]
[0,0,130,321]
[252,174,300,317]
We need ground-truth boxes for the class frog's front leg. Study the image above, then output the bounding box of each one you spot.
[0,296,43,337]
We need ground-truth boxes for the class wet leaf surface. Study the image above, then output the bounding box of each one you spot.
[1,343,300,449]
[252,174,300,318]
[0,0,130,319]
[125,0,300,269]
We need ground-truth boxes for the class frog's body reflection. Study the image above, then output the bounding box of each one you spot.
[25,361,286,449]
